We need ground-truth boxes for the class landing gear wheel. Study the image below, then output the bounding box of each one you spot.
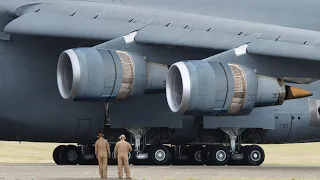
[189,146,204,165]
[64,145,81,165]
[57,145,68,165]
[200,146,211,165]
[209,146,230,166]
[243,145,265,166]
[53,145,64,165]
[148,145,171,165]
[238,145,249,165]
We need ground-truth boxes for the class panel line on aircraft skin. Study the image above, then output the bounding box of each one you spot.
[283,115,294,142]
[216,62,229,116]
[104,50,117,102]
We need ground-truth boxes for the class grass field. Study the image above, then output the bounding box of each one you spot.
[1,141,320,165]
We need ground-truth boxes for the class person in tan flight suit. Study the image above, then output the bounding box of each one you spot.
[95,132,111,179]
[114,134,132,179]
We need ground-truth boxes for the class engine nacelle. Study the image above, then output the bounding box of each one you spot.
[166,60,310,116]
[57,48,168,101]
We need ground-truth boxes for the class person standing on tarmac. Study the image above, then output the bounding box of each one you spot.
[95,132,111,179]
[114,134,132,179]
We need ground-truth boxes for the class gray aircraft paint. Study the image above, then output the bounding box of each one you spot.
[0,0,320,147]
[3,1,320,83]
[0,35,105,143]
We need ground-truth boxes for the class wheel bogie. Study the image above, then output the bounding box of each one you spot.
[52,143,265,166]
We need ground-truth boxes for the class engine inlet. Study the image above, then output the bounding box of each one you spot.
[57,49,81,100]
[166,62,191,113]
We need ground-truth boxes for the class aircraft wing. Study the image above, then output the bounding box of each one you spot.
[4,12,256,50]
[3,3,320,83]
[5,11,320,58]
[5,12,320,50]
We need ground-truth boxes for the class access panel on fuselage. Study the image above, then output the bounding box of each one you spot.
[262,113,292,143]
[285,98,320,143]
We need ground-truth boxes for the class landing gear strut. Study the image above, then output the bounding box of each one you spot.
[126,127,150,162]
[221,128,265,166]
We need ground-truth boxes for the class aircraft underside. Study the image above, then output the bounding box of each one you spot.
[0,34,319,166]
[1,0,320,167]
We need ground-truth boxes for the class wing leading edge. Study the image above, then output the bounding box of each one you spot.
[5,12,320,61]
[4,6,320,83]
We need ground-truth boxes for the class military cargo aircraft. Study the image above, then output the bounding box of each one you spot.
[1,0,320,166]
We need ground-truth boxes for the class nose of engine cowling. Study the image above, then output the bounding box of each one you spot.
[165,62,191,113]
[57,49,81,101]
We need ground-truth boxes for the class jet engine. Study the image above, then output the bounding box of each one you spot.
[166,60,313,116]
[57,48,168,101]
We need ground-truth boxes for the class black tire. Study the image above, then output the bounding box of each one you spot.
[63,145,81,165]
[53,145,64,165]
[189,146,204,165]
[200,146,212,165]
[238,145,250,166]
[148,145,171,165]
[58,145,68,165]
[169,146,188,166]
[243,145,265,166]
[208,146,230,166]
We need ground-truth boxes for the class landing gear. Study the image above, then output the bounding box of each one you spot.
[208,145,230,165]
[146,145,171,165]
[125,127,150,162]
[188,146,204,165]
[53,145,64,165]
[51,127,265,166]
[218,128,265,166]
[52,145,82,165]
[243,145,265,166]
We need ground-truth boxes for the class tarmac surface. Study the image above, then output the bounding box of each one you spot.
[1,164,320,180]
